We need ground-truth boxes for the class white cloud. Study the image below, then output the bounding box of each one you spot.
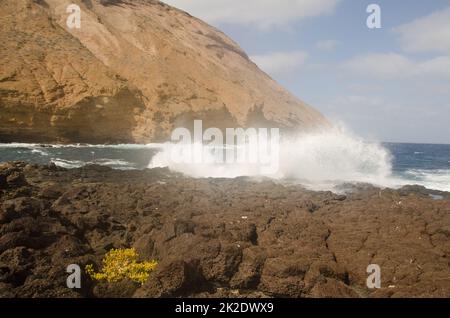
[341,53,450,79]
[343,7,450,81]
[394,6,450,53]
[341,53,413,79]
[416,56,450,77]
[250,51,308,75]
[316,40,340,51]
[163,0,340,28]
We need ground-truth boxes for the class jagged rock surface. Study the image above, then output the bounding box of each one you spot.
[0,162,449,298]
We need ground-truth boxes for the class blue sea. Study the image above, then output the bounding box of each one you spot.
[0,142,449,192]
[384,142,450,192]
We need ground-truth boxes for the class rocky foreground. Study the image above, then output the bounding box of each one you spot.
[0,161,449,298]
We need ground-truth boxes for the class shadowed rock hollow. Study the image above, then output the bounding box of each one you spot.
[0,0,329,143]
[0,162,449,298]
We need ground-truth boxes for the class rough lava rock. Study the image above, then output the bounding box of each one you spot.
[0,162,449,298]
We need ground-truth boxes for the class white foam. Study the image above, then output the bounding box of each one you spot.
[95,159,133,166]
[2,136,448,192]
[277,131,393,186]
[0,143,40,148]
[50,158,139,170]
[402,169,450,192]
[50,159,85,169]
[94,159,137,170]
[148,128,399,191]
[31,149,49,156]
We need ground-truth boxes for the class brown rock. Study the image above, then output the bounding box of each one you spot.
[0,162,448,298]
[93,280,139,298]
[134,259,206,297]
[0,0,328,143]
[310,278,360,298]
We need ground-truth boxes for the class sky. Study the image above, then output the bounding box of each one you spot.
[162,0,450,144]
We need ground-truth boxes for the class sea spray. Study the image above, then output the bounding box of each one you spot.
[148,128,395,190]
[278,131,393,185]
[2,137,449,192]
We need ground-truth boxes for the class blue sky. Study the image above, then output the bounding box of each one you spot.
[163,0,450,144]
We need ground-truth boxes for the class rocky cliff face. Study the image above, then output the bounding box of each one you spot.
[0,0,329,143]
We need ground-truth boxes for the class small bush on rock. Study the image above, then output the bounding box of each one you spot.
[86,248,157,285]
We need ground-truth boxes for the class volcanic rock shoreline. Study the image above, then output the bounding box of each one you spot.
[0,161,449,298]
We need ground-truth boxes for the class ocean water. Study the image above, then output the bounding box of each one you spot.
[384,142,450,192]
[0,140,449,192]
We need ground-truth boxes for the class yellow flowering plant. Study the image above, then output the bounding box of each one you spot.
[86,248,157,285]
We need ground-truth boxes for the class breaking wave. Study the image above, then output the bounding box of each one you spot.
[148,128,397,191]
[401,169,450,192]
[1,130,449,192]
